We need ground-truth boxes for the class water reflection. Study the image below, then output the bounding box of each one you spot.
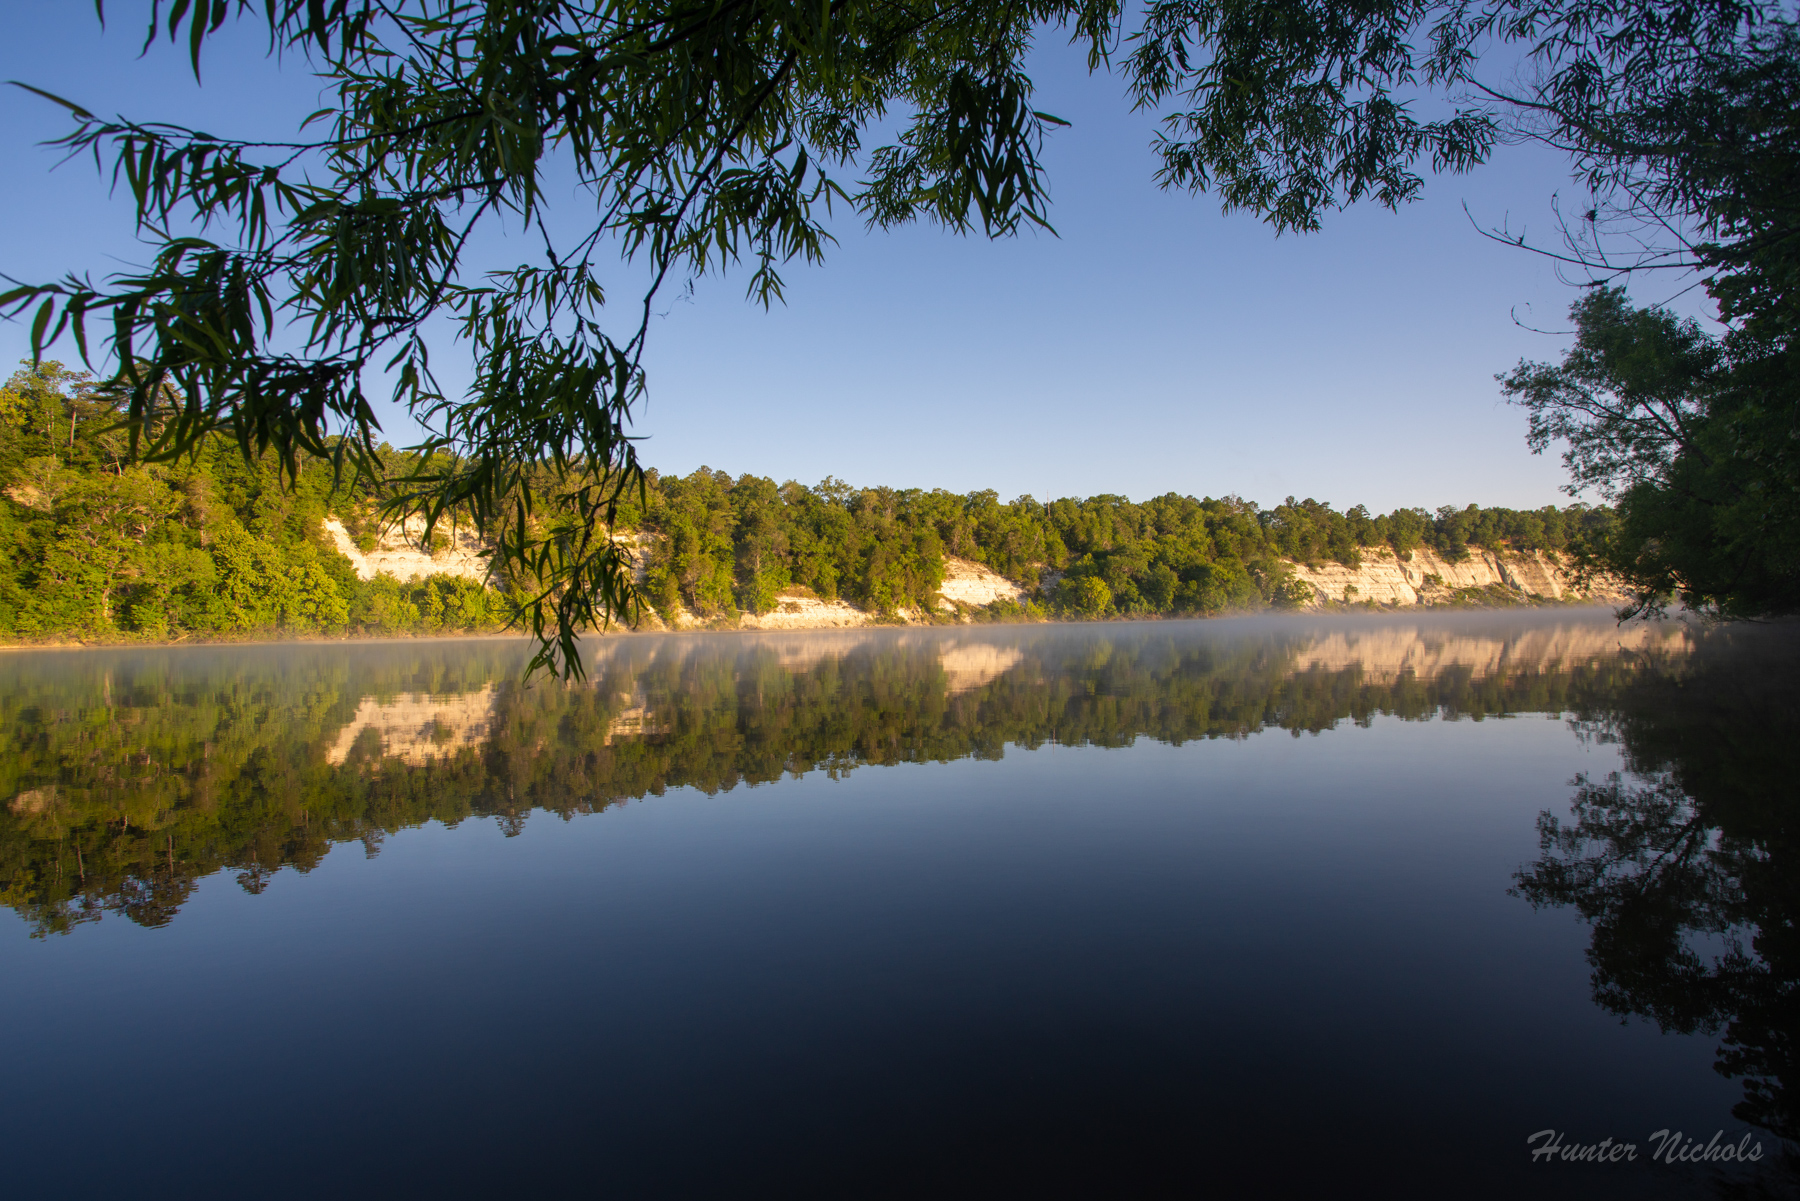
[0,614,1688,940]
[1513,622,1800,1168]
[325,685,499,765]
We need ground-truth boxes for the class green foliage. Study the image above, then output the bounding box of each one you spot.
[633,467,1608,621]
[1505,289,1799,618]
[1270,578,1315,609]
[0,363,1612,642]
[0,362,502,643]
[1059,575,1114,616]
[0,0,1130,676]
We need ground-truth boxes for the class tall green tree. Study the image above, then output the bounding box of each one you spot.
[1505,288,1798,617]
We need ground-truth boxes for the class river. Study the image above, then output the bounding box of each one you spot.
[1,611,1790,1197]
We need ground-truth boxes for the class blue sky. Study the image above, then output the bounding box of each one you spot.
[0,3,1672,512]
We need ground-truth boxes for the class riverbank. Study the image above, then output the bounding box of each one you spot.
[0,595,1641,653]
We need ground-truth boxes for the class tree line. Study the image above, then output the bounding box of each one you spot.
[0,360,1613,641]
[625,469,1611,621]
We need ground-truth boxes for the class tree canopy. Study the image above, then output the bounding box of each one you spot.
[1492,14,1799,617]
[0,359,1607,640]
[3,0,1791,662]
[627,466,1610,621]
[1504,286,1799,618]
[0,360,504,640]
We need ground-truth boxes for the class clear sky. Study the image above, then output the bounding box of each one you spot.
[0,3,1675,513]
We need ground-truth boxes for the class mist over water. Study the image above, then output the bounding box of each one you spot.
[1,612,1790,1197]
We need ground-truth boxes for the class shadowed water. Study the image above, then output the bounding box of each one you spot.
[0,611,1792,1197]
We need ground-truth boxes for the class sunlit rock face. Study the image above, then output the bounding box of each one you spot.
[1284,547,1629,607]
[937,557,1025,608]
[324,686,498,765]
[316,516,1621,626]
[323,515,491,585]
[737,593,879,629]
[1291,620,1691,683]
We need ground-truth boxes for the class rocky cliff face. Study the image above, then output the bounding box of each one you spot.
[323,515,491,584]
[319,516,1624,625]
[648,555,1017,631]
[1284,547,1626,609]
[939,557,1026,608]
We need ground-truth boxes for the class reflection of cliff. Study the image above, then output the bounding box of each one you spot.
[752,632,1026,693]
[324,686,498,764]
[593,634,1029,745]
[605,691,671,744]
[939,643,1025,693]
[1290,620,1691,683]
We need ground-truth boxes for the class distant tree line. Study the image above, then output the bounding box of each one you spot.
[627,468,1614,621]
[0,361,1612,641]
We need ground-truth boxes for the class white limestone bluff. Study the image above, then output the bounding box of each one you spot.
[938,557,1027,608]
[317,518,1625,626]
[1283,547,1628,609]
[323,515,491,584]
[634,555,1024,630]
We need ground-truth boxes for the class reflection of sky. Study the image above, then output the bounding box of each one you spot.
[0,10,1717,512]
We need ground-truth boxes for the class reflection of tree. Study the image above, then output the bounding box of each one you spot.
[1514,627,1800,1149]
[2,626,1661,937]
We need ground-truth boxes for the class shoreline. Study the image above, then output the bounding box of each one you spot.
[0,600,1639,654]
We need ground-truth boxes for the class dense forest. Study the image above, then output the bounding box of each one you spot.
[627,466,1613,621]
[0,362,499,641]
[0,361,1613,640]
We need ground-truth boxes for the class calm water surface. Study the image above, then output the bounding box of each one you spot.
[1,612,1793,1198]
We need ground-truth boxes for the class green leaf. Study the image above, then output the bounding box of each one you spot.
[6,81,95,120]
[30,298,53,356]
